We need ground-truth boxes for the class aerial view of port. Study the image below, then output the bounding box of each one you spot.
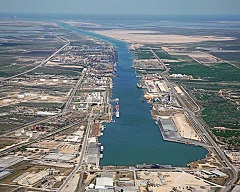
[0,1,239,192]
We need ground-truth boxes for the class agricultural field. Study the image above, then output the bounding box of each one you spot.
[133,49,155,60]
[0,21,66,78]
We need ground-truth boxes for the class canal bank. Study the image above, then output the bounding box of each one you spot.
[59,22,208,166]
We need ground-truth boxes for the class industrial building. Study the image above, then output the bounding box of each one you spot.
[18,170,49,186]
[44,153,76,162]
[157,118,181,140]
[95,177,114,189]
[64,130,84,143]
[0,171,11,180]
[87,142,101,167]
[0,156,23,168]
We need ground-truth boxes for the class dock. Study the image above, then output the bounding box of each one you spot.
[156,119,210,148]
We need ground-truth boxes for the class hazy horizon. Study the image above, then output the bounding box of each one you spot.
[0,0,240,16]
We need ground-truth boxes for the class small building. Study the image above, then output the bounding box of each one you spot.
[118,178,134,186]
[78,103,88,111]
[37,111,57,116]
[64,135,82,143]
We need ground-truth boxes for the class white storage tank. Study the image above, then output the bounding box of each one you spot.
[15,131,21,137]
[40,96,48,100]
[18,94,25,99]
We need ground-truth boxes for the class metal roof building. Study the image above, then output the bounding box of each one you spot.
[160,119,178,132]
[95,177,113,189]
[0,171,11,179]
[210,170,227,177]
[0,156,23,168]
[44,153,76,162]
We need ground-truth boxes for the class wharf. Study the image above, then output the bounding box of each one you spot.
[156,119,210,148]
[90,123,101,137]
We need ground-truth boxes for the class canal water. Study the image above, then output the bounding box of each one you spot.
[60,23,208,166]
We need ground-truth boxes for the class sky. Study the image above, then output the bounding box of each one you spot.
[0,0,240,15]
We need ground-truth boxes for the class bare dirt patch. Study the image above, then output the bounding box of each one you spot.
[93,29,234,44]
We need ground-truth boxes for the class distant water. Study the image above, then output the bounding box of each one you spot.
[57,22,208,166]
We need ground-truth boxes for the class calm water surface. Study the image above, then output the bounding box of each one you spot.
[60,23,208,166]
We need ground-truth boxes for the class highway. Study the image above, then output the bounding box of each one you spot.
[151,48,238,192]
[62,68,87,113]
[180,85,201,112]
[57,114,93,192]
[150,48,169,73]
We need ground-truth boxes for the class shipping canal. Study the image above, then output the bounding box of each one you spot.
[60,23,208,166]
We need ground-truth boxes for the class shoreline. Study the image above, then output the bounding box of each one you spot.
[63,22,209,167]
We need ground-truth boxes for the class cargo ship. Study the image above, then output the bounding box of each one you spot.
[116,111,120,118]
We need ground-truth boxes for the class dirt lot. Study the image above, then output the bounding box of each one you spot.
[37,140,79,154]
[137,171,213,192]
[188,152,222,169]
[93,29,234,44]
[0,137,20,150]
[172,113,200,141]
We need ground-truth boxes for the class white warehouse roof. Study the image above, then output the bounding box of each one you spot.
[95,177,113,189]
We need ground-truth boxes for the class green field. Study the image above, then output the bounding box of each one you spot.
[200,93,240,129]
[29,67,80,76]
[155,50,178,60]
[169,62,240,82]
[134,50,155,59]
[212,129,240,149]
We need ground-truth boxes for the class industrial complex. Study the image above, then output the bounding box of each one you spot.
[0,18,239,192]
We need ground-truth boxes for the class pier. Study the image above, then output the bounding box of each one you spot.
[156,119,210,148]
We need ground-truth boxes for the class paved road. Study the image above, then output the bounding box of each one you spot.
[180,85,201,112]
[57,114,93,192]
[151,48,238,191]
[62,68,87,113]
